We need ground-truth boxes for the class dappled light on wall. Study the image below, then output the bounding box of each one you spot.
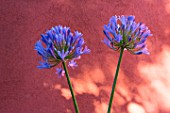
[45,45,170,113]
[138,46,170,113]
[165,0,170,14]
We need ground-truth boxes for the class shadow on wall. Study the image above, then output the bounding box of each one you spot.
[42,45,170,113]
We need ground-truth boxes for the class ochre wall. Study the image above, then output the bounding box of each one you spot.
[1,0,170,113]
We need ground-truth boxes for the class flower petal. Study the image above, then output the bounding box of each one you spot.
[68,59,78,69]
[37,62,51,69]
[56,68,65,77]
[114,34,122,43]
[134,47,150,55]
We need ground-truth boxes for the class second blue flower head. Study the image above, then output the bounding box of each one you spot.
[103,15,152,55]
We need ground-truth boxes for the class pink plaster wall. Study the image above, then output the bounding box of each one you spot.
[1,0,170,113]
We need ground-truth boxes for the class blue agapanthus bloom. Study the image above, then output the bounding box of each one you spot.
[35,25,90,77]
[103,15,152,55]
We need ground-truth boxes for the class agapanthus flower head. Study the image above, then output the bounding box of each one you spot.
[103,15,152,55]
[35,25,90,76]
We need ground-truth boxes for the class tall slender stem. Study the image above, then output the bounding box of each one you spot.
[62,61,80,113]
[107,47,124,113]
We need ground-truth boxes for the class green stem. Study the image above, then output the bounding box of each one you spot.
[107,47,124,113]
[62,62,80,113]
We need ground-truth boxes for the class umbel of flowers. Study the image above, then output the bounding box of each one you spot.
[35,25,90,77]
[35,25,90,113]
[103,15,152,55]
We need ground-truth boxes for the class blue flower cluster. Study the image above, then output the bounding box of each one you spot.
[35,25,90,77]
[103,15,152,55]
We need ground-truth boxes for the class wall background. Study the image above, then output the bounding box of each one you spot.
[1,0,170,113]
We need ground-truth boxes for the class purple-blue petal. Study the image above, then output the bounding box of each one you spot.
[82,46,91,54]
[103,38,112,48]
[68,60,78,68]
[37,62,51,69]
[56,68,65,77]
[134,48,149,55]
[120,16,126,27]
[76,38,84,48]
[103,30,112,41]
[114,34,122,43]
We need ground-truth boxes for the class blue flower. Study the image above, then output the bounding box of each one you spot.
[68,59,78,69]
[35,25,90,76]
[103,15,152,55]
[56,68,65,78]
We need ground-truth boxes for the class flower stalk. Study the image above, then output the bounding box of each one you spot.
[103,16,152,112]
[62,61,79,113]
[107,47,124,113]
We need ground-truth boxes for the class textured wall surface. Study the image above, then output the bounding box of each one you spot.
[1,0,170,113]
